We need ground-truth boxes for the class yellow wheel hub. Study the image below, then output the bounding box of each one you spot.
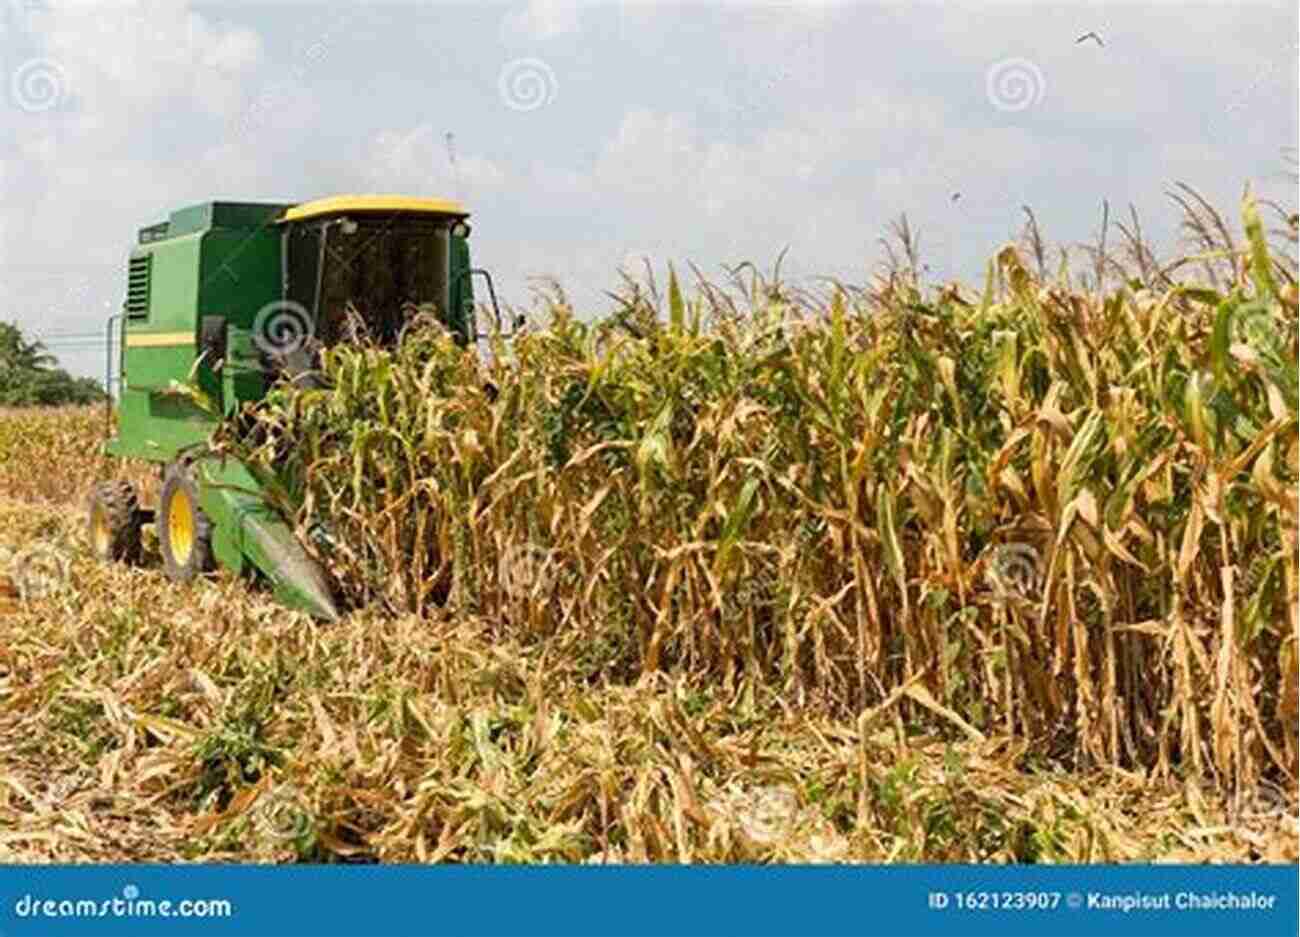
[91,507,111,555]
[168,488,195,567]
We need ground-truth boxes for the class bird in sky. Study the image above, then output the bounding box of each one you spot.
[951,192,961,203]
[1076,31,1104,46]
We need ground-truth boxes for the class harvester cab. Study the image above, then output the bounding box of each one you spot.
[92,195,502,621]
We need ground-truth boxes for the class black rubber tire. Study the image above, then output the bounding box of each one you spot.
[87,480,143,564]
[158,463,214,583]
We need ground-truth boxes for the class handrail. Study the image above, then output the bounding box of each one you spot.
[104,312,125,441]
[452,268,518,342]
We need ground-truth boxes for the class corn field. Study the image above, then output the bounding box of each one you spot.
[224,193,1298,790]
[0,191,1295,863]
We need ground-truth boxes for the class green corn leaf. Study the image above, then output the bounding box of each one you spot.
[1242,190,1278,300]
[716,476,761,572]
[1240,555,1281,645]
[876,483,908,615]
[1183,371,1210,449]
[668,264,685,334]
[1209,297,1237,389]
[830,290,848,393]
[1058,410,1104,506]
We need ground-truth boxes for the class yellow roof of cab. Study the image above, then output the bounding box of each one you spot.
[281,194,467,222]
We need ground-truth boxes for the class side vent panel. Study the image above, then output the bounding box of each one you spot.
[126,255,151,319]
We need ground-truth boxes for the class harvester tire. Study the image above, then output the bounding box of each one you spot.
[87,480,144,564]
[159,464,214,583]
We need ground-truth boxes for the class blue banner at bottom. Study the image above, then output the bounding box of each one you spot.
[1,864,1296,937]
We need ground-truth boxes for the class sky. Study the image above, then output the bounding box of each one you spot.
[0,0,1296,380]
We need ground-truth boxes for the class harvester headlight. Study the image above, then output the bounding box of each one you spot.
[339,218,358,235]
[452,220,471,239]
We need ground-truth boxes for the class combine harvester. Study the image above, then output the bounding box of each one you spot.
[89,195,503,621]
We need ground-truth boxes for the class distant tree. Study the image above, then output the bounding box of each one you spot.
[0,322,107,406]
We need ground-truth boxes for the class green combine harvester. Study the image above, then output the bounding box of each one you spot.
[89,195,502,622]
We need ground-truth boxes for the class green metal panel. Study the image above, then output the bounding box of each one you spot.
[197,227,282,416]
[109,208,287,460]
[164,201,289,240]
[451,235,473,341]
[111,231,209,461]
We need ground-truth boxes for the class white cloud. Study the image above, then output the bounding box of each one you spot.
[0,0,1291,375]
[501,0,582,41]
[358,124,507,198]
[35,4,263,122]
[0,2,271,343]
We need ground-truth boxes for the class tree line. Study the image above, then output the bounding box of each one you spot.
[0,322,106,406]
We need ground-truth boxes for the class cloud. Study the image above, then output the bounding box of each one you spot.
[358,124,507,197]
[32,4,263,123]
[0,0,1292,379]
[501,0,582,41]
[0,2,270,348]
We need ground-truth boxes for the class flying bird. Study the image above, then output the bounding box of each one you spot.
[1076,31,1104,46]
[951,192,961,203]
